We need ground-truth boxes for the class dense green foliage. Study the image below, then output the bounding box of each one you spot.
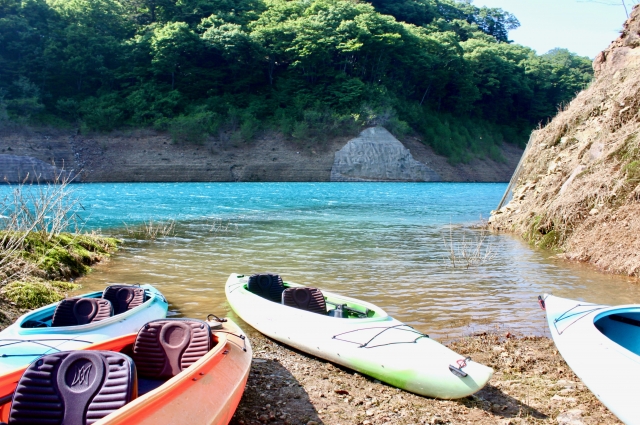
[0,0,593,162]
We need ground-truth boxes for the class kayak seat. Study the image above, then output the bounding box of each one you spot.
[282,287,327,315]
[102,285,146,315]
[7,350,136,425]
[247,273,285,302]
[131,319,212,379]
[51,298,113,327]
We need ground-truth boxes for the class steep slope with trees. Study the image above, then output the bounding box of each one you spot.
[1,0,591,164]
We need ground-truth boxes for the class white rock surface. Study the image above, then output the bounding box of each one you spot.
[330,127,440,182]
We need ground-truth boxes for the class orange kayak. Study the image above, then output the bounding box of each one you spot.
[0,317,252,425]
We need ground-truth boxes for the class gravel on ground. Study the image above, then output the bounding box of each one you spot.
[231,332,621,425]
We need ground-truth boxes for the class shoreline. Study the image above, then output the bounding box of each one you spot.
[231,332,620,425]
[0,296,620,424]
[0,128,522,184]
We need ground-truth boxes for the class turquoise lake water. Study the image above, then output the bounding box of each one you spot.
[3,182,639,340]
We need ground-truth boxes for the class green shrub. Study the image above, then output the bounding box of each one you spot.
[291,121,310,140]
[240,114,260,141]
[386,116,410,138]
[80,95,124,132]
[624,160,640,181]
[55,98,81,121]
[488,145,506,163]
[169,111,219,144]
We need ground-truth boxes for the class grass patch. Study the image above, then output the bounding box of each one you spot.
[2,279,80,309]
[122,220,176,240]
[539,230,561,250]
[1,177,120,311]
[623,160,640,181]
[14,232,119,281]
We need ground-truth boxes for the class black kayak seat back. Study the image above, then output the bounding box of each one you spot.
[102,285,146,315]
[131,319,212,379]
[282,287,327,315]
[51,298,113,327]
[7,350,136,425]
[247,273,285,302]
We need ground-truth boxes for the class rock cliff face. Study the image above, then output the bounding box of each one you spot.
[0,127,521,184]
[0,155,72,183]
[489,6,640,277]
[330,127,441,181]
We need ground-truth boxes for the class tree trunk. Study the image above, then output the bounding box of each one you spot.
[420,83,431,106]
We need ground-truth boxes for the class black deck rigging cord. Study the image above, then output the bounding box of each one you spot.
[332,324,429,348]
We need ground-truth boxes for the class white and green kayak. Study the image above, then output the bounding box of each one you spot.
[225,273,493,399]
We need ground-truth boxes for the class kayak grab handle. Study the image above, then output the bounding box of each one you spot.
[207,313,228,323]
[449,356,471,378]
[448,364,468,378]
[538,295,546,310]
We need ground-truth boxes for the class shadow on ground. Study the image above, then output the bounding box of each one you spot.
[459,383,548,420]
[231,357,323,425]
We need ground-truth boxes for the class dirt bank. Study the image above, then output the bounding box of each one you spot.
[231,332,619,425]
[489,6,640,277]
[0,127,522,183]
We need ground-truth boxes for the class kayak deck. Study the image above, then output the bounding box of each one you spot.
[594,307,640,355]
[227,273,494,399]
[0,318,251,425]
[543,294,640,425]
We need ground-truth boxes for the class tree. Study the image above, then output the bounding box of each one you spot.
[150,22,200,90]
[579,0,639,18]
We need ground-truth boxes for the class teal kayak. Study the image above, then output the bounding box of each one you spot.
[0,284,168,373]
[543,293,640,425]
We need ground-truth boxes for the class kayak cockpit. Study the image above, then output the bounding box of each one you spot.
[0,318,222,423]
[18,285,154,329]
[594,307,640,355]
[243,273,383,319]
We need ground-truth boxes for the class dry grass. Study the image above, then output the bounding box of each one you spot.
[441,222,495,269]
[122,219,176,240]
[0,172,82,284]
[489,8,640,276]
[0,174,117,309]
[207,218,238,235]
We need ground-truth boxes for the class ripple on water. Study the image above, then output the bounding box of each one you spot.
[47,182,640,341]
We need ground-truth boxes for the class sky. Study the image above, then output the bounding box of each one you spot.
[472,0,633,58]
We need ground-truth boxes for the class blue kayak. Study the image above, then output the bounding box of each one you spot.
[0,284,168,373]
[542,294,640,425]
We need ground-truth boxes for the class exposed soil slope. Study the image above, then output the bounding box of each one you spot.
[1,127,522,183]
[489,6,640,277]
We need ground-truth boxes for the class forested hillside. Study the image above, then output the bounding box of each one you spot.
[0,0,592,163]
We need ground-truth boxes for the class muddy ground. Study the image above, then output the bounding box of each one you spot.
[231,332,621,425]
